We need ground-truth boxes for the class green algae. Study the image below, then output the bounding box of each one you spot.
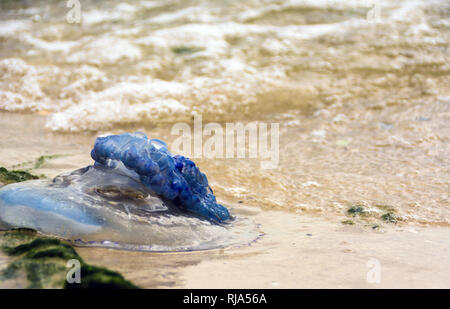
[347,206,366,216]
[3,228,37,237]
[0,167,39,184]
[65,264,139,289]
[343,203,401,230]
[341,220,355,225]
[0,229,139,289]
[381,212,398,224]
[171,46,202,55]
[8,154,64,177]
[1,155,65,185]
[33,154,64,169]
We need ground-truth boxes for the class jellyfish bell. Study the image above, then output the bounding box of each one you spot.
[0,133,260,251]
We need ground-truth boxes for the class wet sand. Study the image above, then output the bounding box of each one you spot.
[76,209,450,289]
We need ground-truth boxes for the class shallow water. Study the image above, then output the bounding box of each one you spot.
[0,0,449,227]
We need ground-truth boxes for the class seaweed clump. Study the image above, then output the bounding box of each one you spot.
[0,167,39,185]
[381,212,398,224]
[171,46,202,55]
[342,202,402,228]
[0,229,139,289]
[347,206,366,216]
[341,220,355,225]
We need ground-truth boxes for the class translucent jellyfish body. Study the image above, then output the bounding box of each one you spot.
[0,133,259,251]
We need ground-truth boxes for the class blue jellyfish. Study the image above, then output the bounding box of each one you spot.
[0,133,245,252]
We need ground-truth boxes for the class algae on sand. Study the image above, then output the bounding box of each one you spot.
[33,154,64,169]
[347,206,366,217]
[381,212,398,224]
[0,167,39,185]
[343,203,401,230]
[0,229,139,289]
[11,156,58,171]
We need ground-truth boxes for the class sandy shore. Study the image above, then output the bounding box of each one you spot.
[0,112,449,288]
[76,209,450,289]
[2,209,449,288]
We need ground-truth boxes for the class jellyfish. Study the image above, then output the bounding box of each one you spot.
[0,133,258,251]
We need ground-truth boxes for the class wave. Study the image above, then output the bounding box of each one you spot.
[0,0,447,131]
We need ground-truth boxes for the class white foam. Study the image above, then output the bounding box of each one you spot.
[82,2,137,24]
[46,79,190,131]
[0,20,31,37]
[0,58,48,111]
[21,34,79,53]
[66,37,142,64]
[0,0,446,132]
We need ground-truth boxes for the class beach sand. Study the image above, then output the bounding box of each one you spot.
[75,210,450,289]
